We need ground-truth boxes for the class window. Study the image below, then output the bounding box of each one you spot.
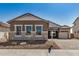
[25,25,32,35]
[15,25,22,35]
[35,25,43,35]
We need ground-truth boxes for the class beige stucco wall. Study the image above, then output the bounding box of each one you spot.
[12,15,42,21]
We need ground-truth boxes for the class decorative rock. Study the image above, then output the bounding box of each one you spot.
[20,42,26,45]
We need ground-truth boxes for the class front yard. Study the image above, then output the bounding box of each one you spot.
[0,40,60,49]
[0,39,79,49]
[0,39,79,55]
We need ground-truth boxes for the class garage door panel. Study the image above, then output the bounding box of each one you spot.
[59,32,68,39]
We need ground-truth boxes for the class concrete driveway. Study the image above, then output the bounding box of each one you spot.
[51,50,79,56]
[53,39,79,49]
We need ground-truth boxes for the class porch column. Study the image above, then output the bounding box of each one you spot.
[51,31,53,39]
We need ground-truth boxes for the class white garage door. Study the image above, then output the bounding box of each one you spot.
[59,32,69,39]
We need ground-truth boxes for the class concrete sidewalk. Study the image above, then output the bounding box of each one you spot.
[0,49,48,56]
[0,49,79,56]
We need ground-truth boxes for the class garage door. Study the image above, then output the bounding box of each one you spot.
[59,32,69,39]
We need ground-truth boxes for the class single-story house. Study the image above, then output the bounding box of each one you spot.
[7,13,71,44]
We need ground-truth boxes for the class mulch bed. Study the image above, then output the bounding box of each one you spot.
[0,41,61,49]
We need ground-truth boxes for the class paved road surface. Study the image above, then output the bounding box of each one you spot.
[0,49,79,56]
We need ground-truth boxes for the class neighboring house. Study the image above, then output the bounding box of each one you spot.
[59,25,70,39]
[7,13,71,44]
[0,22,10,42]
[73,17,79,38]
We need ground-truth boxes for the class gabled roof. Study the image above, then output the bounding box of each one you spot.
[60,25,70,28]
[0,22,10,28]
[7,13,49,23]
[7,13,61,28]
[73,17,79,24]
[48,20,61,27]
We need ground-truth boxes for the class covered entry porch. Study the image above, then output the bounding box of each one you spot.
[48,27,59,39]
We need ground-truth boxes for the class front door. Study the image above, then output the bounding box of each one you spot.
[48,31,51,39]
[53,31,58,38]
[48,31,59,39]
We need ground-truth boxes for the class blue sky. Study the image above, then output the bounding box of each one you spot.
[0,3,79,26]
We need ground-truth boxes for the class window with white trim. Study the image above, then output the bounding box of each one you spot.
[15,25,22,35]
[35,25,43,35]
[25,25,32,35]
